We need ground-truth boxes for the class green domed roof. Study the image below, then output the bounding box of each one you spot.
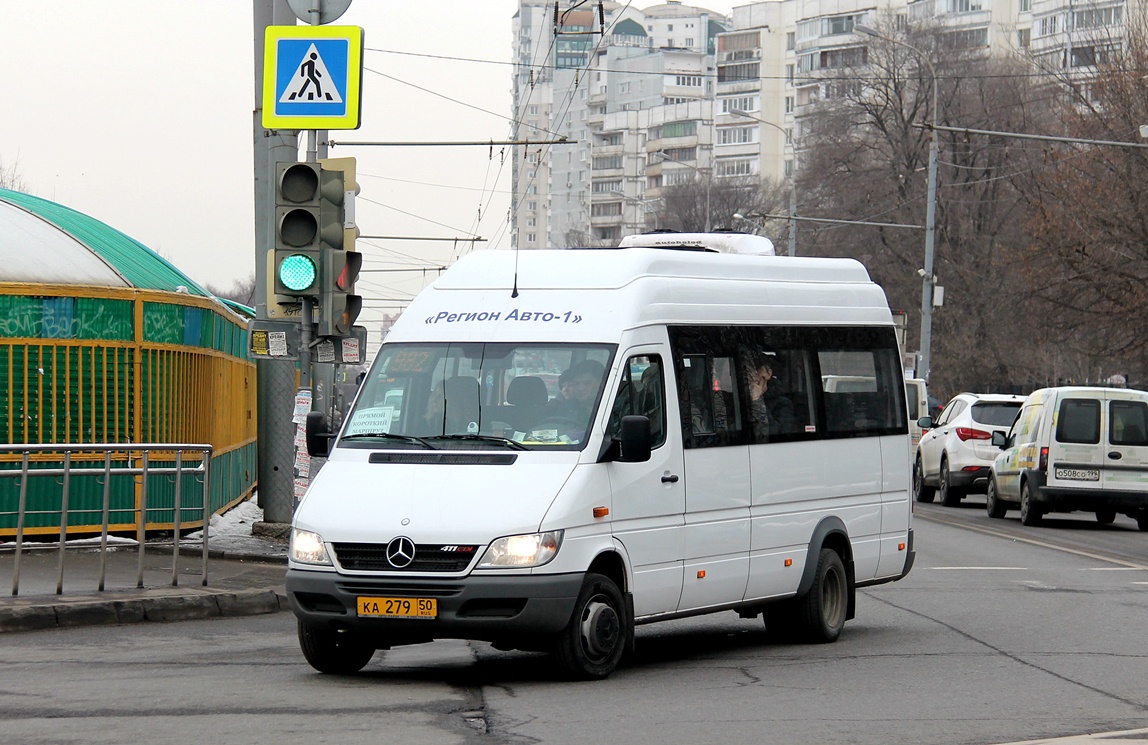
[0,188,212,297]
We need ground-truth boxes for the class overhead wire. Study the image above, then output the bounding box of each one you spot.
[367,44,1143,85]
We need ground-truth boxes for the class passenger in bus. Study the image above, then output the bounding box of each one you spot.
[747,351,794,440]
[418,377,481,435]
[417,380,448,435]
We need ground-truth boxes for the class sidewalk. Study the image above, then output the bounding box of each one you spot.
[0,508,290,633]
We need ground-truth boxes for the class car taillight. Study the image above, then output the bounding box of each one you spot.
[1039,447,1049,471]
[955,427,992,441]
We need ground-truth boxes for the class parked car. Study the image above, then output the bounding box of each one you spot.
[986,386,1148,529]
[914,392,1025,506]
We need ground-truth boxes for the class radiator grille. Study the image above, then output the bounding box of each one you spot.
[333,542,480,572]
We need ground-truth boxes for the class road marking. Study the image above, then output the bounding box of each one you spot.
[994,726,1148,743]
[915,512,1148,570]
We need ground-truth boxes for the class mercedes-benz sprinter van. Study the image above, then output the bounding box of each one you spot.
[287,234,916,679]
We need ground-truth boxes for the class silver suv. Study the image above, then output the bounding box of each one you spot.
[914,392,1025,506]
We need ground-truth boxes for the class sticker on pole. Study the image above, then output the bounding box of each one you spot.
[263,25,364,130]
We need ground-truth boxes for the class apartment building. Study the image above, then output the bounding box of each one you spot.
[511,0,1132,248]
[511,1,729,247]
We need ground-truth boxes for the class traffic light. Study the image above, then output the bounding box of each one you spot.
[315,157,361,338]
[318,249,363,337]
[273,161,347,297]
[274,161,321,297]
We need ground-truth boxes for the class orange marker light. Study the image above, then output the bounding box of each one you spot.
[898,542,906,551]
[593,506,609,518]
[784,558,793,567]
[697,570,706,579]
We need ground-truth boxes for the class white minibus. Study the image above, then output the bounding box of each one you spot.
[288,234,916,679]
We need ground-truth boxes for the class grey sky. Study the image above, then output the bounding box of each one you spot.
[1,0,738,329]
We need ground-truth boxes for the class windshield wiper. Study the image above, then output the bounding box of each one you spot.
[425,434,528,451]
[340,432,435,449]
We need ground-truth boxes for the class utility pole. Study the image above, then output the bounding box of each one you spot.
[254,0,302,527]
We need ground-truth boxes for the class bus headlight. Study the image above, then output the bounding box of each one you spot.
[478,531,563,568]
[291,529,332,565]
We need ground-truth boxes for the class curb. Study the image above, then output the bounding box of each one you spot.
[0,588,288,634]
[161,544,290,565]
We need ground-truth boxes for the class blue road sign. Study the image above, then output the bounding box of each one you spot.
[263,25,363,130]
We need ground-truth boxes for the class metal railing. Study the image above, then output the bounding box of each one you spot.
[0,443,213,596]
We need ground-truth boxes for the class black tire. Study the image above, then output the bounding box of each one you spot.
[1095,510,1116,525]
[297,620,375,675]
[1019,481,1042,526]
[553,573,628,680]
[939,459,964,507]
[913,456,936,503]
[986,476,1008,518]
[794,548,848,643]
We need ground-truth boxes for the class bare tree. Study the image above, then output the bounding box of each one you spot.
[0,157,27,192]
[1015,6,1148,386]
[207,274,257,308]
[651,174,785,235]
[796,16,1054,393]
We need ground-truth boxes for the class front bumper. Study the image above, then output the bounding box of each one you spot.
[287,568,585,648]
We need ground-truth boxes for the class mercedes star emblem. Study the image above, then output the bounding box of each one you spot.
[385,536,416,568]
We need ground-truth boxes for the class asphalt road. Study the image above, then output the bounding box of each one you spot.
[2,514,1145,745]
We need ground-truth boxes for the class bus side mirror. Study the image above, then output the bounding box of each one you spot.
[306,410,334,457]
[619,415,652,463]
[991,431,1007,449]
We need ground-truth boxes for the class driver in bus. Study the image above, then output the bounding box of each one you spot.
[543,360,605,435]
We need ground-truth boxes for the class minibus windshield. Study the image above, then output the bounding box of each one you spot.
[342,342,616,451]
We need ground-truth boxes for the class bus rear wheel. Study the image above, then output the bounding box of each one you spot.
[796,548,848,643]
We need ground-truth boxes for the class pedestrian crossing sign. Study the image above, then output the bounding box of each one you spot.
[263,25,363,130]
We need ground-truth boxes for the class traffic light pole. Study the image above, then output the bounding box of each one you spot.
[254,0,304,527]
[299,298,313,389]
[258,2,360,527]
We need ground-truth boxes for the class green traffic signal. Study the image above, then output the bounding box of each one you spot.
[278,253,318,293]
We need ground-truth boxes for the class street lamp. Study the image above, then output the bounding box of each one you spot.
[729,107,797,257]
[653,151,712,232]
[854,23,939,383]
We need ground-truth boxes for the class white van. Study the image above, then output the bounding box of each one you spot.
[988,386,1148,529]
[905,378,929,452]
[288,235,916,679]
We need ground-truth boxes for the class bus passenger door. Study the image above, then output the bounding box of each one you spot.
[675,350,751,612]
[606,351,685,617]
